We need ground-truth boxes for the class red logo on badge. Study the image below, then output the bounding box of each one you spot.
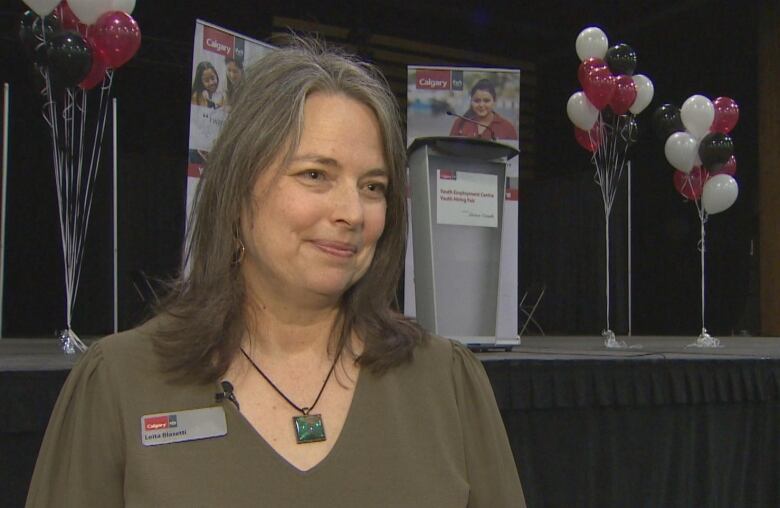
[144,416,169,431]
[416,69,451,90]
[203,26,234,57]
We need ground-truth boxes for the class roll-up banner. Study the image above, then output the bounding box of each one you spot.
[406,66,521,339]
[186,20,274,223]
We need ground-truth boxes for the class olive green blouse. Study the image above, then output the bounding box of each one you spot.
[26,318,526,507]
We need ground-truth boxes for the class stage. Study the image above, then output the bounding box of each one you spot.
[3,335,780,507]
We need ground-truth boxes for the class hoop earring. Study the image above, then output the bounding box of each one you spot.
[232,238,245,266]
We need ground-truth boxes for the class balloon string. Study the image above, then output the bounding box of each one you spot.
[73,71,114,307]
[591,111,634,334]
[38,65,115,331]
[694,197,708,332]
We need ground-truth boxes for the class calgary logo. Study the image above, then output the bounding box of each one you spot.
[416,69,451,90]
[202,26,233,57]
[439,170,457,180]
[144,414,178,431]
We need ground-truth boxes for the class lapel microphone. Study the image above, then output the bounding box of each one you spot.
[216,380,240,410]
[446,111,497,141]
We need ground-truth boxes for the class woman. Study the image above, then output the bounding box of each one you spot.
[449,78,518,140]
[191,60,223,108]
[27,39,525,507]
[222,56,244,111]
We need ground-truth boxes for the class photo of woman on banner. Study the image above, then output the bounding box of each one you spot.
[449,78,518,140]
[191,60,224,109]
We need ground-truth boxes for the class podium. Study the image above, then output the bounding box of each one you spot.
[407,136,520,346]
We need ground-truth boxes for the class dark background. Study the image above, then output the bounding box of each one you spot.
[0,0,762,337]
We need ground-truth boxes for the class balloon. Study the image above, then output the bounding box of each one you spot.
[629,74,654,114]
[22,0,60,16]
[605,43,637,75]
[576,27,608,61]
[109,0,135,13]
[578,57,606,90]
[711,96,739,134]
[664,132,699,174]
[610,74,637,115]
[54,1,86,33]
[90,11,141,69]
[582,65,615,110]
[19,10,60,65]
[574,123,602,152]
[698,132,734,171]
[566,91,599,130]
[673,166,709,201]
[79,43,108,89]
[68,0,115,24]
[653,104,684,140]
[46,31,92,88]
[681,95,714,139]
[714,155,737,176]
[702,174,738,214]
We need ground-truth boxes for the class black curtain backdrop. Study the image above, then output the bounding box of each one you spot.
[0,1,761,337]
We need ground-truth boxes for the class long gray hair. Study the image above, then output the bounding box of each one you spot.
[155,37,424,382]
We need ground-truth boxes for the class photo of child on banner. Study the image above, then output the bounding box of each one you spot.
[185,21,274,224]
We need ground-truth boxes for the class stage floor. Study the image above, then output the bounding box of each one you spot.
[2,334,779,371]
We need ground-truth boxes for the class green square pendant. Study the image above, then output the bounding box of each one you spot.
[293,414,326,444]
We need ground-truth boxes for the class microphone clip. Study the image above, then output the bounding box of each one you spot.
[216,380,240,410]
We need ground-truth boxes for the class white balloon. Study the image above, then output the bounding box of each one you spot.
[575,27,608,61]
[68,0,114,24]
[681,95,714,139]
[664,132,699,174]
[702,174,738,214]
[566,91,599,131]
[629,74,654,114]
[110,0,136,13]
[22,0,60,16]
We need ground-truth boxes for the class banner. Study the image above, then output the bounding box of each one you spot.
[186,20,274,222]
[405,66,521,340]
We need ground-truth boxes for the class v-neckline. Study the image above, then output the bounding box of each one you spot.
[221,365,366,476]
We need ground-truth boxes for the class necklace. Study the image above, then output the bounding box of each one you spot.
[240,347,340,444]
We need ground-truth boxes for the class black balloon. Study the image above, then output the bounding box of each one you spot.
[19,10,60,65]
[699,132,734,171]
[605,43,637,76]
[600,105,616,126]
[46,32,92,89]
[652,104,684,141]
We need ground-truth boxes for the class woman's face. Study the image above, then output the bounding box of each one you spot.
[226,62,243,84]
[241,92,388,305]
[201,68,218,95]
[470,89,495,120]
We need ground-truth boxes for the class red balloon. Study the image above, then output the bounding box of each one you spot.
[574,122,602,152]
[578,57,606,90]
[90,11,140,69]
[582,65,615,110]
[610,74,637,115]
[79,42,108,89]
[711,96,739,134]
[713,155,737,176]
[54,1,88,35]
[673,166,709,201]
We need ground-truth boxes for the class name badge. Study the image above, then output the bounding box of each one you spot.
[141,406,227,446]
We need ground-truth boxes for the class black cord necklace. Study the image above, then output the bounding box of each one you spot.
[240,347,340,444]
